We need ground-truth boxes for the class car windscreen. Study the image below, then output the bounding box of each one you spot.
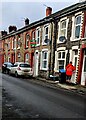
[7,63,14,67]
[19,64,30,68]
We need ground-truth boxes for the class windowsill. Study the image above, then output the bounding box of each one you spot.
[42,43,48,46]
[17,47,20,50]
[57,41,65,44]
[36,44,40,47]
[40,68,48,71]
[13,48,16,50]
[70,38,80,41]
[25,46,29,49]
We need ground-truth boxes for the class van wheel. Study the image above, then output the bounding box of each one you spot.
[15,71,18,77]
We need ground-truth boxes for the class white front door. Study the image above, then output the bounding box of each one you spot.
[71,50,78,83]
[81,50,86,86]
[33,51,39,76]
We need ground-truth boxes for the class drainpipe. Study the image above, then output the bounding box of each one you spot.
[48,21,53,78]
[51,18,57,76]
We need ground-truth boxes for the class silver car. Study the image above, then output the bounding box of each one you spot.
[10,62,33,77]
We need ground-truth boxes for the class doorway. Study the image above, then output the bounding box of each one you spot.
[81,50,86,86]
[71,50,78,83]
[33,51,39,76]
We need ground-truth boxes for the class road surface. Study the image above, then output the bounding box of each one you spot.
[2,73,86,118]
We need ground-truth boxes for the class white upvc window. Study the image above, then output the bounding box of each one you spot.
[42,25,49,45]
[17,37,21,49]
[13,38,16,50]
[75,15,81,39]
[36,28,40,46]
[57,51,65,69]
[25,53,29,62]
[31,31,36,47]
[40,49,48,70]
[60,20,66,37]
[8,41,10,50]
[58,18,68,43]
[25,34,29,48]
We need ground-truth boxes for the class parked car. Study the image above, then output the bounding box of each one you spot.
[9,62,33,77]
[2,62,14,74]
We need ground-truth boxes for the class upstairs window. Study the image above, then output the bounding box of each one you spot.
[17,37,21,49]
[13,38,16,49]
[58,19,67,43]
[8,41,10,50]
[31,31,36,47]
[42,25,49,45]
[44,26,49,44]
[25,34,29,48]
[36,28,40,45]
[75,15,81,39]
[60,20,67,37]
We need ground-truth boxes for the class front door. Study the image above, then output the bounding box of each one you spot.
[71,50,78,83]
[33,51,39,76]
[81,50,86,86]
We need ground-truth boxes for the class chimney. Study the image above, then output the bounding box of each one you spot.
[1,30,7,36]
[46,7,52,17]
[9,26,17,33]
[25,18,29,26]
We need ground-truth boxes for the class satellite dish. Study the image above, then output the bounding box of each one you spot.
[44,39,50,44]
[59,36,66,42]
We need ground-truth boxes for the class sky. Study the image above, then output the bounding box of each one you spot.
[0,0,80,32]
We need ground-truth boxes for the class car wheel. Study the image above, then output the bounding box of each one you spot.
[9,70,11,75]
[15,71,18,77]
[6,70,9,74]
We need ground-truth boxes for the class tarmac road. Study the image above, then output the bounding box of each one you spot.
[2,73,86,119]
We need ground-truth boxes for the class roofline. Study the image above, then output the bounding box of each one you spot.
[1,1,86,40]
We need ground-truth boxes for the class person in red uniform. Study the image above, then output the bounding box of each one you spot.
[66,61,76,83]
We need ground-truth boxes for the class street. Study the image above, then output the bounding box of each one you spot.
[2,73,86,119]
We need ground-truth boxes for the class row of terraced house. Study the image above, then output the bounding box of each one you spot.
[0,1,86,86]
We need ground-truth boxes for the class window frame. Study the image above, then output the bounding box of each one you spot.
[42,25,49,45]
[36,27,40,46]
[17,37,21,49]
[57,51,65,70]
[75,15,82,39]
[25,34,29,48]
[58,17,68,43]
[25,53,29,62]
[40,49,48,70]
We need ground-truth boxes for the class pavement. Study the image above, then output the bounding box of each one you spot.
[35,77,86,96]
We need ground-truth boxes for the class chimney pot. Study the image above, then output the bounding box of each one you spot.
[9,26,17,33]
[25,18,29,26]
[46,7,52,17]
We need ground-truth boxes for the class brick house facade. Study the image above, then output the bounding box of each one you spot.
[0,1,86,85]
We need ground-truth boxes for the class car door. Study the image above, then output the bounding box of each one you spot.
[11,64,18,74]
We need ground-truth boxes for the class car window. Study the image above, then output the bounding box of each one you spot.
[19,64,30,67]
[7,63,13,67]
[13,64,18,67]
